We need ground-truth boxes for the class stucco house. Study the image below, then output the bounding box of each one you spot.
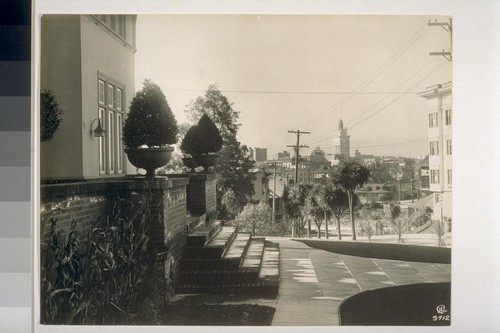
[40,15,137,180]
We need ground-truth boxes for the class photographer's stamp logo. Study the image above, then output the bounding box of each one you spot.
[436,305,447,314]
[433,305,450,322]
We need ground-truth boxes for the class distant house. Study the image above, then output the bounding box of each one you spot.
[41,15,137,180]
[268,175,287,221]
[249,168,269,203]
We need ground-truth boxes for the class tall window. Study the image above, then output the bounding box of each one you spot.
[445,109,452,125]
[446,140,452,155]
[95,15,126,39]
[431,170,439,184]
[429,112,438,127]
[447,170,452,185]
[98,74,125,175]
[430,141,439,155]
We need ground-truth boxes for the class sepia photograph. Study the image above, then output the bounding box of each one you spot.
[37,13,453,327]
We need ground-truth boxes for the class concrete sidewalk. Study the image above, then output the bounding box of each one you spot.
[268,237,451,326]
[170,237,451,326]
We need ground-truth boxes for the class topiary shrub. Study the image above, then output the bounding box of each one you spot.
[180,113,222,155]
[123,80,178,149]
[40,90,64,142]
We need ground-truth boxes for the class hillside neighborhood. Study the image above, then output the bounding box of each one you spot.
[39,14,452,326]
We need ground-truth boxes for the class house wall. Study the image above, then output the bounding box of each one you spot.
[80,15,136,179]
[421,83,452,223]
[40,15,137,180]
[40,15,84,179]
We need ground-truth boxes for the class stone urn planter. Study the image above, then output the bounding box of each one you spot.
[122,80,179,179]
[193,153,220,171]
[182,156,198,172]
[125,147,174,178]
[180,114,223,172]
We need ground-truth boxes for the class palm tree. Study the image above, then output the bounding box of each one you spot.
[322,184,352,240]
[283,184,312,237]
[432,219,447,247]
[331,161,371,240]
[389,203,406,242]
[304,184,330,239]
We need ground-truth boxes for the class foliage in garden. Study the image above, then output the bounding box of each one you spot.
[41,90,64,142]
[40,193,167,325]
[184,84,255,216]
[180,113,223,155]
[234,202,291,237]
[123,80,178,149]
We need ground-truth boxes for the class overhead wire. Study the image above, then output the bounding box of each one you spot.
[290,21,430,129]
[303,59,448,147]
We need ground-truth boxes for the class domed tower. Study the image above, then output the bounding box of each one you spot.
[332,119,350,162]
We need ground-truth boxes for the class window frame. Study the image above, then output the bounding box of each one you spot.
[430,141,439,156]
[97,72,125,176]
[429,112,438,127]
[445,109,452,125]
[446,139,452,155]
[431,170,440,184]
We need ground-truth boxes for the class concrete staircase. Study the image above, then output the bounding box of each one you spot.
[175,221,280,298]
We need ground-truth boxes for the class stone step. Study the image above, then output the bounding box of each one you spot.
[176,269,259,286]
[185,220,222,247]
[222,232,252,262]
[178,257,240,271]
[179,232,252,271]
[240,237,266,273]
[174,283,278,298]
[182,226,237,259]
[257,241,280,298]
[176,228,283,297]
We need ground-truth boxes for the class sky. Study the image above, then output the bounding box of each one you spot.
[134,14,452,159]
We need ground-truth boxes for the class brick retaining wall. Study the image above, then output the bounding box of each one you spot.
[40,176,189,302]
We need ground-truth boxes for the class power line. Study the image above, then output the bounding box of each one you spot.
[304,59,448,147]
[351,138,427,150]
[166,88,421,95]
[347,60,448,130]
[292,21,430,129]
[344,57,439,127]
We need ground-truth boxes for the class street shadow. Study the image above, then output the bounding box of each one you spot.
[295,239,451,263]
[339,282,451,326]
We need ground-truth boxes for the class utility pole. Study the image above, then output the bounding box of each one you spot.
[287,130,310,185]
[428,18,452,61]
[272,162,277,222]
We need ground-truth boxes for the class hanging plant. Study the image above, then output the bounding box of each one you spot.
[40,90,64,142]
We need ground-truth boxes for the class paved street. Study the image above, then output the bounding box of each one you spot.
[268,238,451,326]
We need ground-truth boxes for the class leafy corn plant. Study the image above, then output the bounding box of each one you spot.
[41,190,167,324]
